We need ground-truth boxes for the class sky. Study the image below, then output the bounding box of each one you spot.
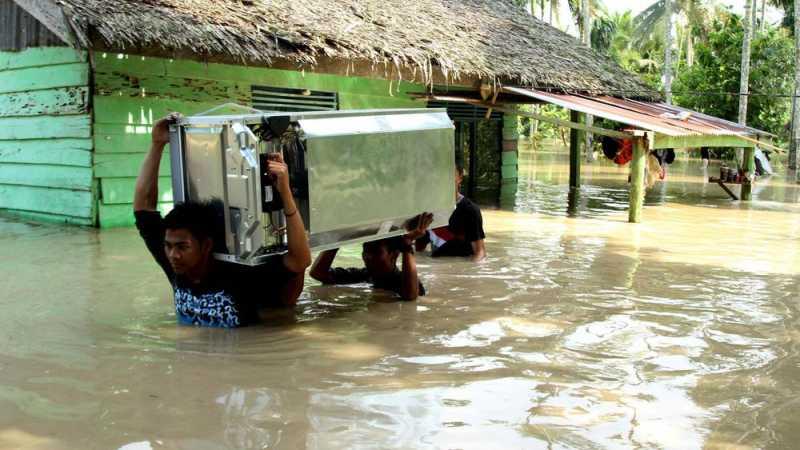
[605,0,781,18]
[552,0,785,35]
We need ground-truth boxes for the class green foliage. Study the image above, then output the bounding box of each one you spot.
[517,105,571,144]
[592,11,663,90]
[674,15,795,143]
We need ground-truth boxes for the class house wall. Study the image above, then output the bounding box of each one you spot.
[0,46,94,225]
[0,0,63,51]
[92,52,428,227]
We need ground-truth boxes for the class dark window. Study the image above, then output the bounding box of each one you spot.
[251,86,338,112]
[428,101,503,198]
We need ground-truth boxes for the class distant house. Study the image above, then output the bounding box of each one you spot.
[0,0,652,227]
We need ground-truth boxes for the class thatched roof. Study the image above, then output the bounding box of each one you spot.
[54,0,658,99]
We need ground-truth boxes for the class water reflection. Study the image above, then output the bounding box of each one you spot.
[2,147,800,449]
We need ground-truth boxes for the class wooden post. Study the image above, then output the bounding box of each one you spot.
[468,122,477,198]
[569,110,581,189]
[628,137,647,223]
[567,186,580,217]
[741,147,756,200]
[501,106,519,188]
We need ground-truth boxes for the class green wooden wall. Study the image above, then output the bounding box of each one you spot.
[93,53,428,227]
[0,47,94,225]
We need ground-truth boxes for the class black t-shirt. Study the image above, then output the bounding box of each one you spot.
[135,210,297,328]
[431,196,485,257]
[326,267,426,298]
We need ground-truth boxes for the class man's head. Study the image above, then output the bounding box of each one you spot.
[601,136,621,160]
[455,163,465,196]
[163,201,221,278]
[362,237,404,277]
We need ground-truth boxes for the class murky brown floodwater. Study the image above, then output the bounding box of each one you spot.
[2,149,800,449]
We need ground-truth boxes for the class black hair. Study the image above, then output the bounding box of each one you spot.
[163,200,225,250]
[601,136,621,161]
[363,236,405,254]
[455,161,465,176]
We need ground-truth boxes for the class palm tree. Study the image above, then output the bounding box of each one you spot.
[567,0,607,36]
[634,1,717,103]
[600,12,663,76]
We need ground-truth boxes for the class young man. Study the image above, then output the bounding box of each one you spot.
[133,114,312,328]
[416,165,486,261]
[310,213,433,301]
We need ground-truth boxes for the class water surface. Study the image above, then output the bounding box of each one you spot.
[1,151,799,449]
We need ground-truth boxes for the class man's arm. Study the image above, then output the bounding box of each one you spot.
[398,248,420,301]
[267,153,312,274]
[310,249,339,284]
[276,272,305,307]
[398,212,433,300]
[470,239,486,262]
[134,115,176,212]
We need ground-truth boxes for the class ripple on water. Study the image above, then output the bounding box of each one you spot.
[3,153,800,449]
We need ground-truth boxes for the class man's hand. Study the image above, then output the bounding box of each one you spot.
[404,212,434,242]
[267,153,291,194]
[151,113,181,147]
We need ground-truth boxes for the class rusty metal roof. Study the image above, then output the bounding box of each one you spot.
[504,87,772,138]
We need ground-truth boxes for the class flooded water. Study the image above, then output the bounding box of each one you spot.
[2,149,800,449]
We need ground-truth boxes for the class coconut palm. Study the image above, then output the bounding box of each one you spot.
[566,0,607,36]
[598,12,662,77]
[634,0,717,102]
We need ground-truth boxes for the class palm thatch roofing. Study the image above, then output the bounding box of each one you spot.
[54,0,659,99]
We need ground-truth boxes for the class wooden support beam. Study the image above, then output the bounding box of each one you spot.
[741,147,755,200]
[517,107,631,139]
[569,111,581,189]
[485,89,500,119]
[653,132,784,153]
[628,137,647,223]
[468,122,477,198]
[653,133,755,150]
[423,96,633,139]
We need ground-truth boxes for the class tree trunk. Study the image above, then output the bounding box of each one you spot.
[663,0,674,104]
[761,0,766,32]
[737,0,754,164]
[754,0,760,34]
[790,0,800,172]
[582,0,595,161]
[687,35,695,67]
[528,0,540,148]
[581,0,590,45]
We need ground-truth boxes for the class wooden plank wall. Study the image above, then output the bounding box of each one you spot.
[93,53,425,227]
[0,47,94,225]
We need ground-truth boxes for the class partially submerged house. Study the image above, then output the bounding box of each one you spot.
[3,0,746,227]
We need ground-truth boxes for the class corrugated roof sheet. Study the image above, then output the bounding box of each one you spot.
[504,87,771,138]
